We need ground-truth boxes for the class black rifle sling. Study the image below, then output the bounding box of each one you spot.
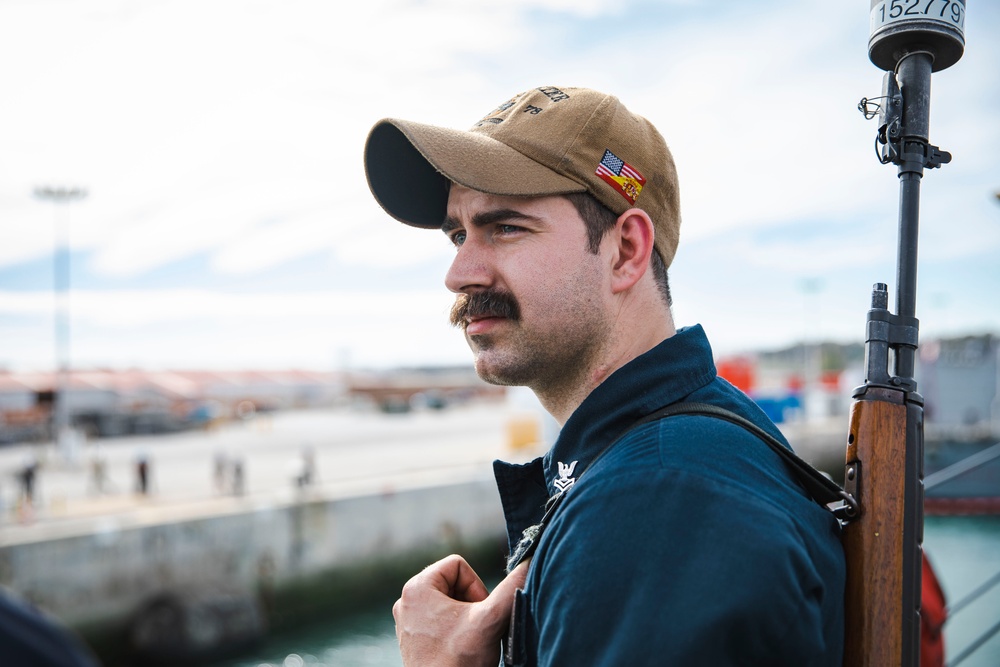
[634,402,857,521]
[509,401,857,571]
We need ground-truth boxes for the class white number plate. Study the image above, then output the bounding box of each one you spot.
[871,0,966,34]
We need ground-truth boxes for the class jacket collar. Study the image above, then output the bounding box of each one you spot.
[493,324,717,551]
[541,324,717,496]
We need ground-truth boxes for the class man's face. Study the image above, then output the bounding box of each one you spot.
[443,185,613,393]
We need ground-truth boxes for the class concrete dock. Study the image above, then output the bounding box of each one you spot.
[0,399,543,663]
[0,399,540,542]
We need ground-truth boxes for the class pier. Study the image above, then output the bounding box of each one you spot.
[0,399,539,663]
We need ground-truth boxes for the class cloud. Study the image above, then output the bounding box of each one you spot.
[0,0,996,371]
[0,286,469,370]
[4,0,996,275]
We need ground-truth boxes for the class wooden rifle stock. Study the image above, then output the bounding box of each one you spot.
[842,386,923,666]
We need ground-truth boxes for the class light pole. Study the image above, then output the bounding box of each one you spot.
[799,277,824,397]
[33,185,88,461]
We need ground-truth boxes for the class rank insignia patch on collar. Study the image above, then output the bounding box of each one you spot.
[554,460,578,492]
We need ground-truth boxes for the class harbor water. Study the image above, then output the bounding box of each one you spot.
[207,601,400,667]
[208,516,1000,667]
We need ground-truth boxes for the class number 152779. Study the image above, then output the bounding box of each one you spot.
[870,0,966,33]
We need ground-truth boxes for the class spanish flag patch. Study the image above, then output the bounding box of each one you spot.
[595,149,645,204]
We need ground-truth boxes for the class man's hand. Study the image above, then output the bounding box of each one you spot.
[393,554,529,667]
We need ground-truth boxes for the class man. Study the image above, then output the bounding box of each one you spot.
[0,586,101,667]
[364,86,845,666]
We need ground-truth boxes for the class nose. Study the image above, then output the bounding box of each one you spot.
[444,238,492,294]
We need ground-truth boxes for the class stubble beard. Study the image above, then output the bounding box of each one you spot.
[450,289,608,397]
[450,289,530,386]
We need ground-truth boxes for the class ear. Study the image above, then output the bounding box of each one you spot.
[609,208,655,295]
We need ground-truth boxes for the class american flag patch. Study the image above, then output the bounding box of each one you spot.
[595,149,645,204]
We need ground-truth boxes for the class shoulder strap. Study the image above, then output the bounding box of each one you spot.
[506,400,858,571]
[640,402,858,522]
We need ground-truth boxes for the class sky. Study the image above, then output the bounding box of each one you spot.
[0,0,997,372]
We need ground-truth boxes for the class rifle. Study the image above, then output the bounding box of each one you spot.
[843,3,966,665]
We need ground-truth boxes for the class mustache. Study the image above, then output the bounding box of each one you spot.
[449,290,521,329]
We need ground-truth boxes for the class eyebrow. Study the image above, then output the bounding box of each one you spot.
[442,208,538,234]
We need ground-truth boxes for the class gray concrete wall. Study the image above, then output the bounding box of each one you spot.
[0,472,506,632]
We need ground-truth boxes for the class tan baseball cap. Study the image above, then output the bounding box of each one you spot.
[364,86,681,267]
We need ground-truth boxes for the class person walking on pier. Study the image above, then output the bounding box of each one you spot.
[134,449,151,496]
[212,447,229,494]
[17,455,39,521]
[365,86,845,666]
[231,455,245,496]
[88,447,112,496]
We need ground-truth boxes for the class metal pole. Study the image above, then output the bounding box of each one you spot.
[33,186,87,459]
[893,52,934,382]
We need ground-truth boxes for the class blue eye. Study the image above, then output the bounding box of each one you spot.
[497,224,523,235]
[450,231,467,247]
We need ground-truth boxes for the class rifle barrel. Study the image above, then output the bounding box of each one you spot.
[893,51,934,381]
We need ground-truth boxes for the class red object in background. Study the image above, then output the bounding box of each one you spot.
[786,374,804,394]
[921,552,947,667]
[820,370,841,390]
[716,358,755,393]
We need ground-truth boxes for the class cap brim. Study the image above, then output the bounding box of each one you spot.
[364,119,584,229]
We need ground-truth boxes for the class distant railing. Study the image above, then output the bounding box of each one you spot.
[925,442,1000,667]
[925,442,1000,493]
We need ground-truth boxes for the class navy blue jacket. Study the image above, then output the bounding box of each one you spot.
[494,325,845,666]
[0,588,100,667]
